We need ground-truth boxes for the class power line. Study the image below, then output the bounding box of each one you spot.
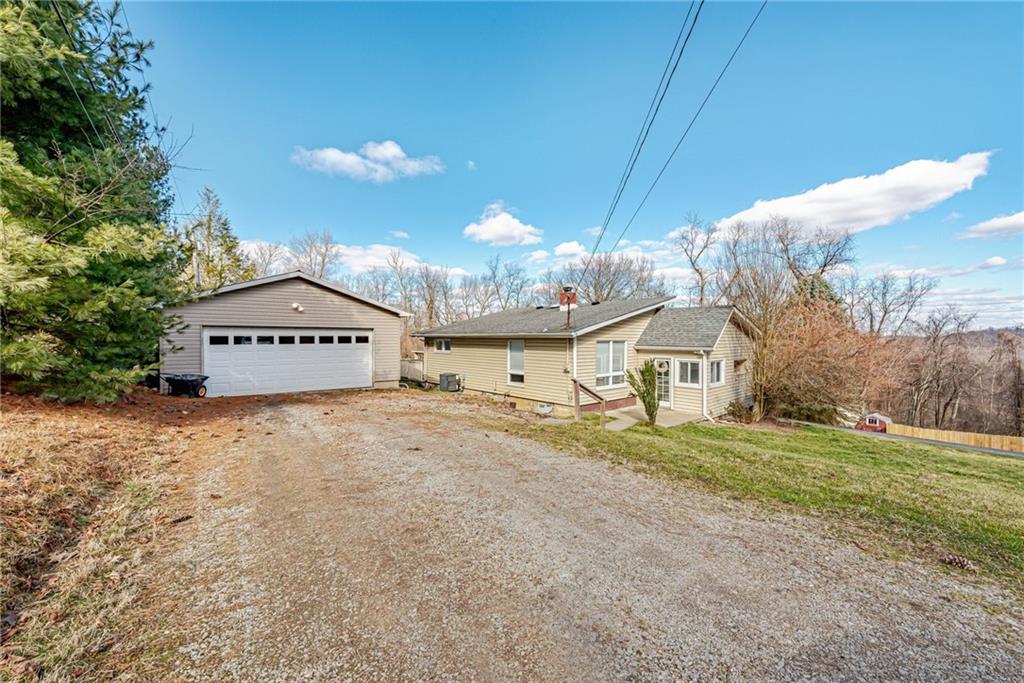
[48,0,134,162]
[577,1,704,289]
[605,0,769,256]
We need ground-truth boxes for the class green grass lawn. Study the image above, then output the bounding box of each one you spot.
[512,419,1024,589]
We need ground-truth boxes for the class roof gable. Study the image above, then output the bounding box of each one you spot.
[415,296,674,338]
[635,306,751,350]
[185,271,410,317]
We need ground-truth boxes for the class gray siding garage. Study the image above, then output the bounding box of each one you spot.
[161,272,407,397]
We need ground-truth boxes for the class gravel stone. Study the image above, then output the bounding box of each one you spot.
[146,390,1024,681]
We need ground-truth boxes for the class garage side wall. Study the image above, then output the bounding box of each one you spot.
[161,279,401,388]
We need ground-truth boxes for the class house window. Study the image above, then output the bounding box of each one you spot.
[709,360,724,386]
[338,335,352,344]
[676,359,700,387]
[507,339,525,385]
[257,335,275,345]
[279,336,295,344]
[434,338,452,352]
[299,335,315,344]
[209,335,229,346]
[233,335,252,345]
[319,335,334,344]
[595,340,626,388]
[355,335,369,344]
[867,417,879,426]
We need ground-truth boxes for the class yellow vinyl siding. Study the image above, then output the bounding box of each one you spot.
[637,350,702,413]
[637,319,754,417]
[424,337,573,406]
[706,321,754,415]
[161,278,402,387]
[575,311,657,404]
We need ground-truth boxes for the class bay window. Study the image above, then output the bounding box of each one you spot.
[595,340,626,387]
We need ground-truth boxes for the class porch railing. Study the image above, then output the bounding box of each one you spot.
[572,378,607,429]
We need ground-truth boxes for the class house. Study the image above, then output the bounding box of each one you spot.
[160,271,409,397]
[414,297,757,419]
[855,412,891,433]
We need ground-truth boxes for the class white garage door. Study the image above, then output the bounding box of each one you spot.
[202,327,372,397]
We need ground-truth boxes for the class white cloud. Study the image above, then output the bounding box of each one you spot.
[956,211,1024,240]
[388,230,410,239]
[462,201,543,246]
[553,240,587,259]
[920,287,1024,328]
[584,226,603,237]
[719,152,992,233]
[943,211,962,222]
[653,266,695,284]
[466,160,477,171]
[867,255,1018,279]
[290,140,444,183]
[527,249,550,263]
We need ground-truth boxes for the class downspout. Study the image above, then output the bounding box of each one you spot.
[701,350,714,422]
[571,336,578,403]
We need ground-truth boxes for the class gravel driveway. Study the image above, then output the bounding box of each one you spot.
[148,390,1023,681]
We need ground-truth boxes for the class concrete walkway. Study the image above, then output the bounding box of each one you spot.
[606,406,704,432]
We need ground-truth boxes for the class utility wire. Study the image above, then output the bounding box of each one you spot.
[576,1,704,289]
[49,0,134,162]
[605,0,769,256]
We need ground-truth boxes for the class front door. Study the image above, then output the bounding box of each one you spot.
[655,358,672,408]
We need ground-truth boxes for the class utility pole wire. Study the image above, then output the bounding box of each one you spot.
[576,1,704,289]
[606,0,769,256]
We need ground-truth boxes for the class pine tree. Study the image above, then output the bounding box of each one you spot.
[179,187,254,291]
[1,1,184,401]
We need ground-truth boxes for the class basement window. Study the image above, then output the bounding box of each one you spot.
[507,339,525,385]
[209,335,229,345]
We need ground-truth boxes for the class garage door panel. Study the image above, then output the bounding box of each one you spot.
[202,327,373,397]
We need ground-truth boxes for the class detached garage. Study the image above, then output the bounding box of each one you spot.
[160,271,408,397]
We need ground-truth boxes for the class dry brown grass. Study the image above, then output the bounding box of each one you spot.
[0,388,263,680]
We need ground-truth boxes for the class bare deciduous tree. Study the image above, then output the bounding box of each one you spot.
[675,213,719,305]
[248,241,289,277]
[289,229,337,278]
[561,252,670,303]
[485,255,531,311]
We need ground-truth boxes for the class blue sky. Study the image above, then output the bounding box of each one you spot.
[127,1,1023,327]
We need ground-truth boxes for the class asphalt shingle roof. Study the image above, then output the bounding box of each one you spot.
[635,306,737,349]
[415,296,674,338]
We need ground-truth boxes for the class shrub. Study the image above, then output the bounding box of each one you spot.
[725,400,753,423]
[627,359,659,425]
